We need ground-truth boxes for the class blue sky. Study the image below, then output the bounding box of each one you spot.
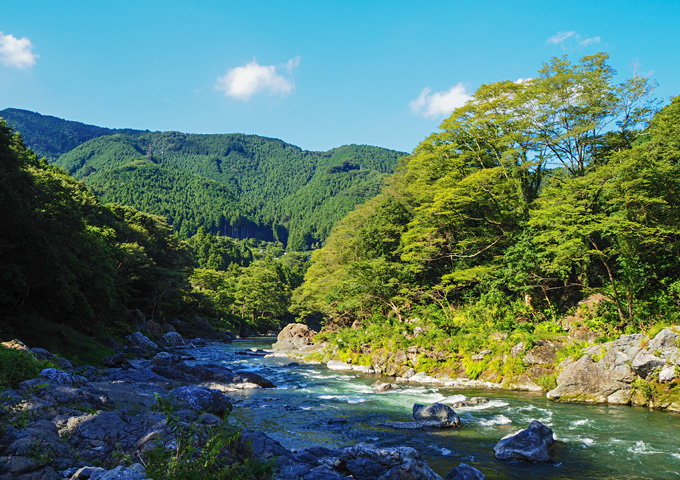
[1,1,679,153]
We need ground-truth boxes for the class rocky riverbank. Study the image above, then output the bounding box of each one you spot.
[272,322,680,414]
[1,332,497,480]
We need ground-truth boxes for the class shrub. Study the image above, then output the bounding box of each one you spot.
[0,345,52,389]
[145,404,274,480]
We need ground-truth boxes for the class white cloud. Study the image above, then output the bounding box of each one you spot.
[215,57,299,100]
[547,31,576,45]
[409,83,471,118]
[547,31,601,50]
[0,31,38,69]
[579,36,601,47]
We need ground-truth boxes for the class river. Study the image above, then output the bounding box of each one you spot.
[183,338,680,479]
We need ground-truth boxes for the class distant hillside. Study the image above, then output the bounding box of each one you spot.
[0,108,143,160]
[0,109,406,250]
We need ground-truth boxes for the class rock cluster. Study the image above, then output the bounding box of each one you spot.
[547,328,680,406]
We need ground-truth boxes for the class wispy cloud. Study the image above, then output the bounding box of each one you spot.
[215,57,299,101]
[579,36,601,47]
[0,31,38,69]
[409,83,471,118]
[547,31,577,45]
[546,30,600,50]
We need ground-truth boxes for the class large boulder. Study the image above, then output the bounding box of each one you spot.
[272,323,317,351]
[494,420,554,463]
[548,334,645,404]
[412,403,461,427]
[168,386,232,416]
[547,355,633,404]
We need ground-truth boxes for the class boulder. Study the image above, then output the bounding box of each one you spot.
[547,355,633,404]
[631,351,665,379]
[160,332,186,348]
[412,403,460,427]
[40,368,89,387]
[660,365,677,383]
[125,332,158,350]
[372,381,399,393]
[31,348,74,371]
[168,386,232,416]
[646,328,680,364]
[471,350,492,361]
[522,340,559,365]
[272,323,318,351]
[327,360,353,371]
[338,444,442,480]
[494,420,554,463]
[548,334,646,404]
[446,463,486,480]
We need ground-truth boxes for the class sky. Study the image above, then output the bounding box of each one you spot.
[1,1,679,154]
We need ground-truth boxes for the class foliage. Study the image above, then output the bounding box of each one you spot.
[0,345,52,389]
[295,52,676,339]
[0,119,193,354]
[146,406,273,480]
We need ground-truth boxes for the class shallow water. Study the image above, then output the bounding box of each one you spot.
[184,338,680,479]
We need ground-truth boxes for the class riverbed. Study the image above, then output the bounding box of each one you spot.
[184,338,680,479]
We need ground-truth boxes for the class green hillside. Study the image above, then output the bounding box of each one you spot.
[0,109,406,250]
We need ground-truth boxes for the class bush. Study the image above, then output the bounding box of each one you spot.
[0,345,52,389]
[146,405,274,480]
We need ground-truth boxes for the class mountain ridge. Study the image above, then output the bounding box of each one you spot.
[0,108,407,250]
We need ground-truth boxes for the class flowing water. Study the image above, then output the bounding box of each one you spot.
[183,338,680,479]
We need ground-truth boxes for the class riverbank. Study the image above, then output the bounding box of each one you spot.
[0,333,490,480]
[272,320,680,414]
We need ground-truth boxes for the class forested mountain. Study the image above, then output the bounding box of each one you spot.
[0,108,143,161]
[0,109,405,250]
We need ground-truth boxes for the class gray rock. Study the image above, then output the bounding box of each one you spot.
[31,348,74,371]
[272,323,317,351]
[412,403,460,427]
[95,465,148,480]
[70,466,106,479]
[510,342,526,358]
[659,365,677,383]
[40,368,88,386]
[471,350,493,361]
[339,444,442,480]
[547,355,633,404]
[327,360,353,371]
[647,328,680,364]
[446,463,486,480]
[125,332,158,350]
[522,341,559,365]
[494,420,554,462]
[161,332,186,348]
[168,386,232,415]
[631,351,665,379]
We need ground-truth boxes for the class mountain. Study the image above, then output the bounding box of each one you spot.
[0,108,406,250]
[0,108,143,161]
